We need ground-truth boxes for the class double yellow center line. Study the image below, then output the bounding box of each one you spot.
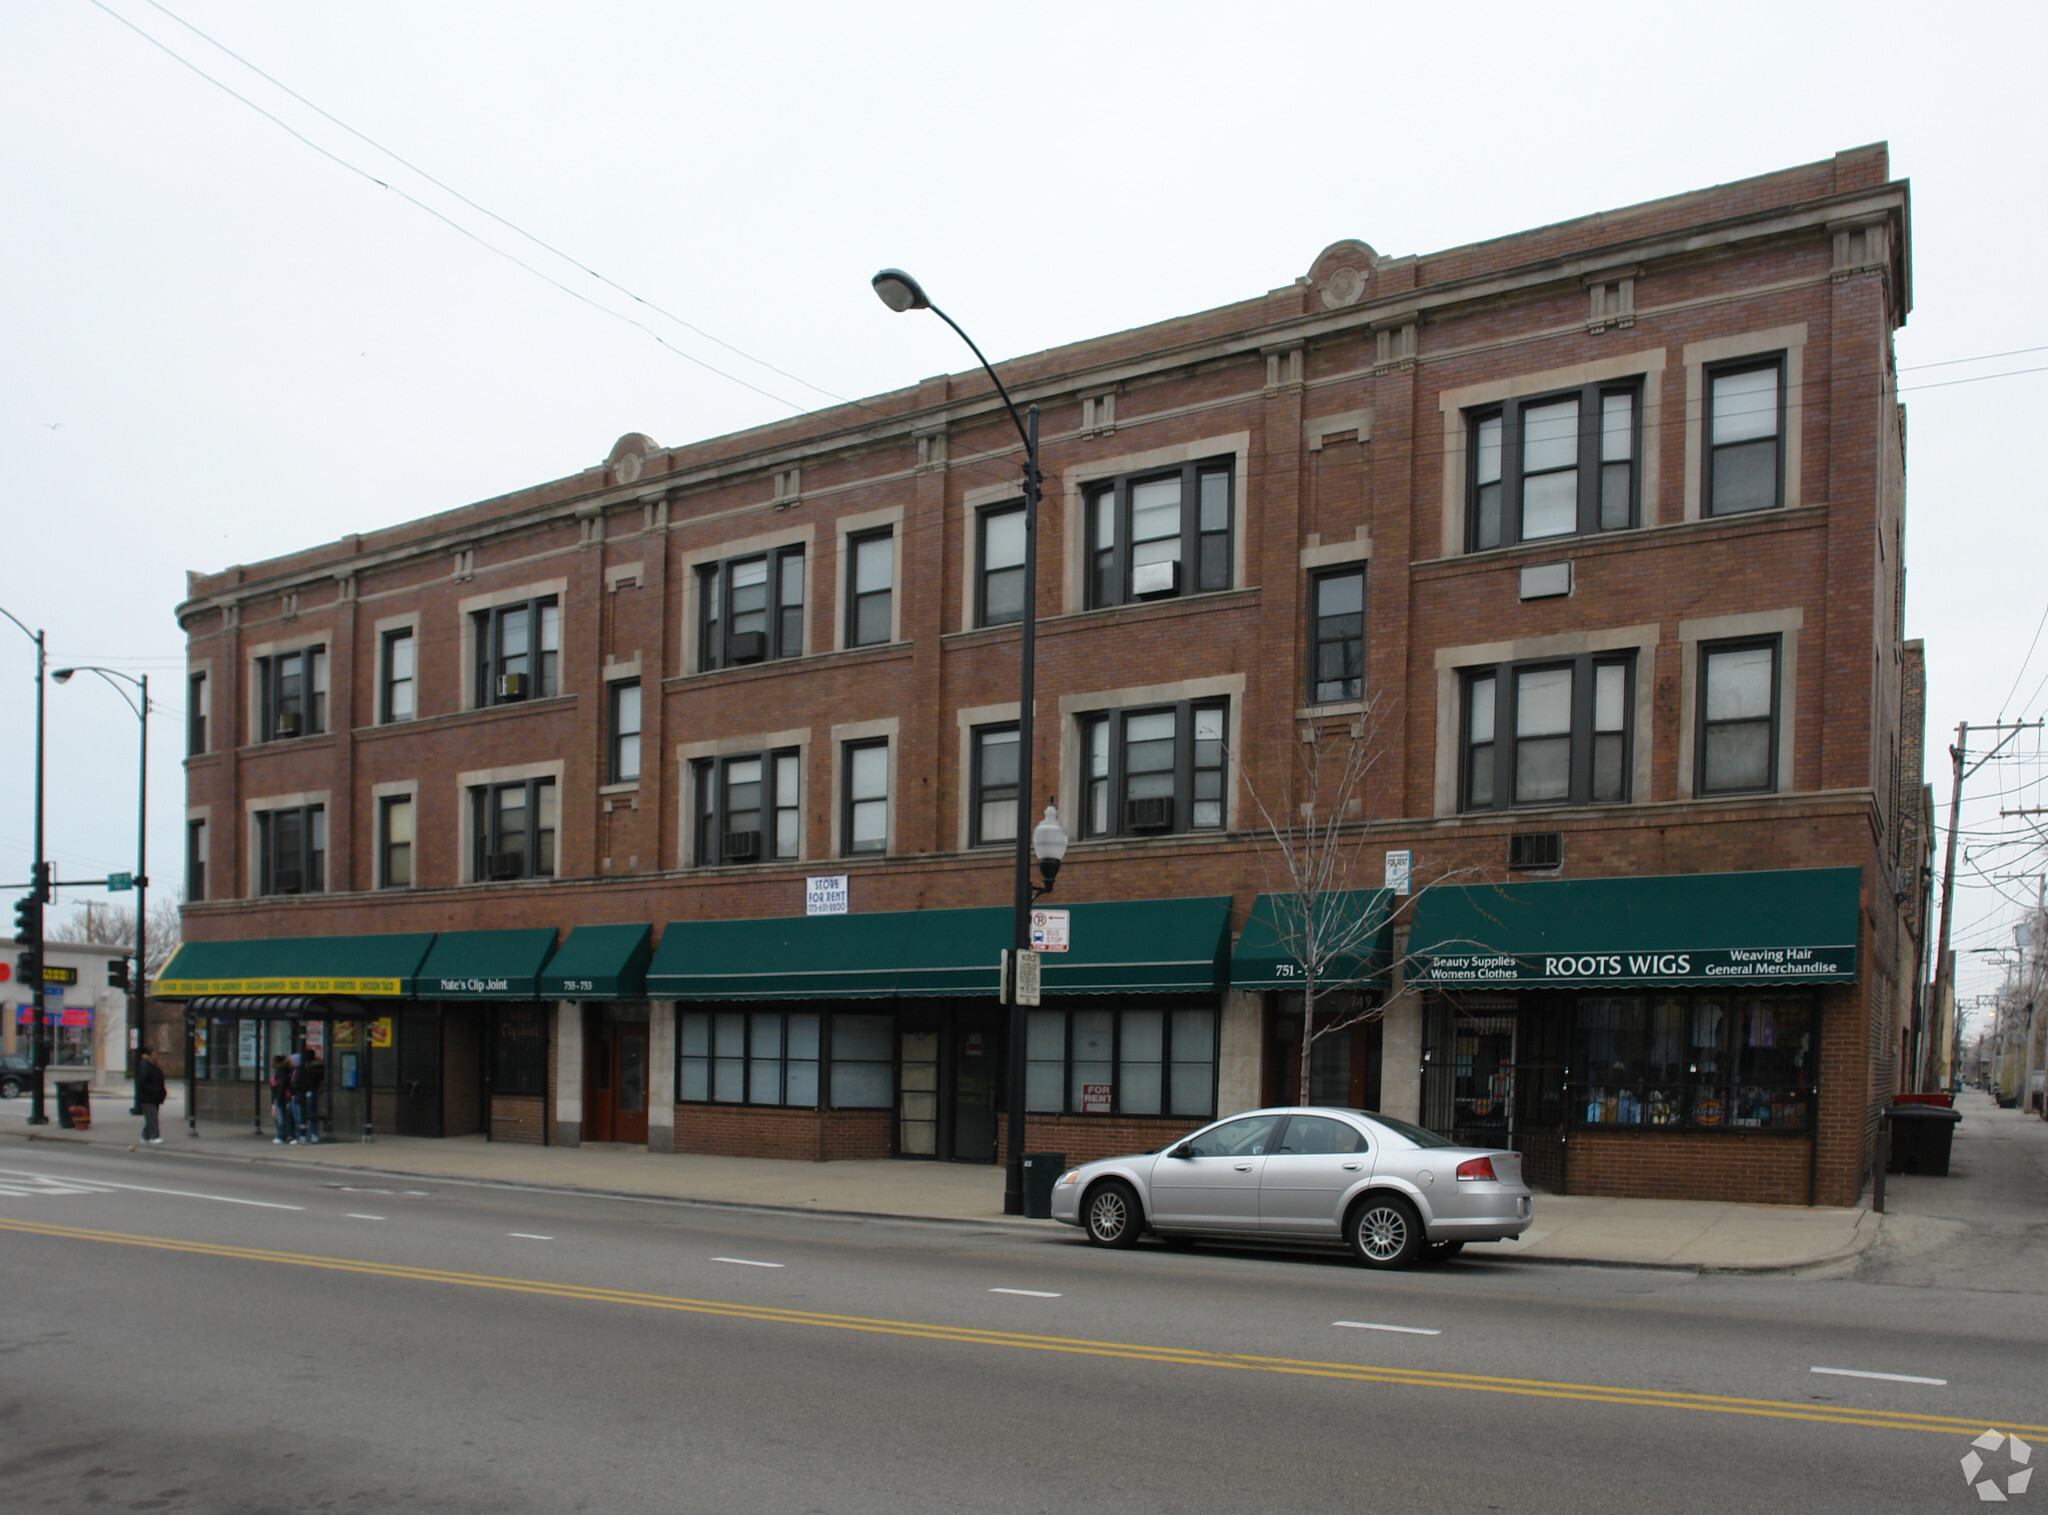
[3,1215,2030,1440]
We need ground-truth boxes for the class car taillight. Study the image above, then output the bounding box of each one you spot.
[1455,1156,1497,1182]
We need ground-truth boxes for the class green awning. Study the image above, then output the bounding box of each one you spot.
[646,897,1232,1001]
[154,932,437,999]
[540,923,653,999]
[1406,868,1861,989]
[1230,890,1393,991]
[415,929,561,999]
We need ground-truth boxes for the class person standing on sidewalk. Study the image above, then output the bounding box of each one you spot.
[136,1047,166,1144]
[294,1046,325,1144]
[269,1054,297,1144]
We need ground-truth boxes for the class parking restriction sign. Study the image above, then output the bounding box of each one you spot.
[1030,909,1070,952]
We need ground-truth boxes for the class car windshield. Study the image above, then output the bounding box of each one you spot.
[1362,1113,1459,1149]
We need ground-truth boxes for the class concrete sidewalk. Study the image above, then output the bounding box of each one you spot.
[0,1090,1876,1272]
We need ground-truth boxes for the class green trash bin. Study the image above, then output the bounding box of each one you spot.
[1022,1152,1067,1220]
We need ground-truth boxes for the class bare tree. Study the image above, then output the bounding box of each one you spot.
[47,891,183,969]
[1236,698,1480,1106]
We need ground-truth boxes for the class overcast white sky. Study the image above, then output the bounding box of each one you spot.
[3,1,2043,1023]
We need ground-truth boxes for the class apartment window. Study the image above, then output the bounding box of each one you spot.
[842,740,889,856]
[971,724,1020,846]
[256,805,325,895]
[187,671,208,756]
[1085,457,1233,607]
[379,795,414,889]
[698,547,804,670]
[381,629,416,724]
[185,818,207,902]
[257,646,326,741]
[679,1011,821,1106]
[1078,700,1227,839]
[1308,566,1365,704]
[1025,1007,1216,1117]
[694,750,801,865]
[1706,358,1784,516]
[471,778,555,881]
[609,681,642,783]
[473,599,559,707]
[1462,655,1633,811]
[1468,382,1641,551]
[1575,991,1813,1130]
[846,530,893,648]
[1698,638,1779,795]
[977,504,1026,627]
[493,1005,547,1096]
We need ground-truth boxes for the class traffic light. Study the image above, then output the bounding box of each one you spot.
[11,893,37,948]
[30,860,50,905]
[108,957,131,990]
[15,950,38,987]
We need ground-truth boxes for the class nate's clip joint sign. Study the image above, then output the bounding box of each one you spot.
[438,977,511,994]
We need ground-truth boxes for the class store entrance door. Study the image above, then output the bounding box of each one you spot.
[1452,1016,1516,1149]
[951,1016,998,1164]
[395,1009,442,1137]
[584,1018,649,1145]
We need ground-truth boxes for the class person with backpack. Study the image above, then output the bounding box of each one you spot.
[294,1046,325,1144]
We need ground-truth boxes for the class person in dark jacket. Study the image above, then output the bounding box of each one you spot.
[136,1047,166,1144]
[270,1054,297,1144]
[293,1047,325,1144]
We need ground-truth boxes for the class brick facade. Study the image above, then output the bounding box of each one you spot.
[168,146,1921,1207]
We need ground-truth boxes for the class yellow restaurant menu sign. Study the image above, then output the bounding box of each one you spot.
[153,976,404,997]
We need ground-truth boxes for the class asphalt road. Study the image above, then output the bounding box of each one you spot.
[1,1144,2040,1514]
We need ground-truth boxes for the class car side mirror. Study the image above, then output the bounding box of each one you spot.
[1169,1143,1196,1159]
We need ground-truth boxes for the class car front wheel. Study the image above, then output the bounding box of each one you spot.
[0,1077,21,1099]
[1083,1180,1142,1248]
[1348,1194,1423,1269]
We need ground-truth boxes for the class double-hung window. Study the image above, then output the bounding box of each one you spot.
[381,629,416,723]
[1462,655,1633,811]
[694,750,800,865]
[842,740,889,856]
[1078,700,1227,839]
[1025,1007,1216,1117]
[1705,358,1784,516]
[699,547,804,669]
[256,804,325,895]
[1697,638,1779,794]
[1308,566,1365,704]
[475,599,559,705]
[1085,458,1233,607]
[187,671,208,755]
[471,778,555,881]
[846,530,893,647]
[970,724,1020,846]
[976,504,1027,627]
[257,647,326,741]
[1468,382,1641,550]
[608,681,642,783]
[379,795,413,888]
[185,818,207,902]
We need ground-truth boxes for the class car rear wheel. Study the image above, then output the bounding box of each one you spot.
[0,1077,21,1099]
[1083,1180,1142,1248]
[1348,1194,1423,1269]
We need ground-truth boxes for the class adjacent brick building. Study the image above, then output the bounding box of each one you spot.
[160,144,1924,1207]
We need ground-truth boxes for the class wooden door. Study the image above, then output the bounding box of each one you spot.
[613,1025,649,1145]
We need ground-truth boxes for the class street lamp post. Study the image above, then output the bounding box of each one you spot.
[873,269,1069,1216]
[52,666,149,1081]
[0,606,49,1124]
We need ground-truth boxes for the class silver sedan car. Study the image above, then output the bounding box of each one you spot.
[1049,1107,1533,1268]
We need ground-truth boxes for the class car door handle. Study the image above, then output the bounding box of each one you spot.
[1233,1163,1254,1171]
[1341,1162,1362,1171]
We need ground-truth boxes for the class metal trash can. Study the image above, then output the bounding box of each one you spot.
[1885,1103,1962,1176]
[55,1080,91,1131]
[1022,1152,1067,1220]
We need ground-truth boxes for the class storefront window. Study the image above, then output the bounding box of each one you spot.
[1025,1006,1215,1117]
[679,1011,875,1108]
[1574,991,1812,1130]
[828,1014,892,1108]
[493,1006,547,1096]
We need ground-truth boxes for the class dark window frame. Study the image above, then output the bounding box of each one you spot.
[608,680,642,784]
[256,803,325,896]
[1696,635,1782,797]
[187,670,208,756]
[677,1009,825,1108]
[1460,653,1636,812]
[1084,456,1235,609]
[185,817,207,902]
[697,546,805,671]
[1571,989,1816,1133]
[473,598,560,707]
[692,748,802,866]
[469,777,556,882]
[256,645,326,742]
[845,528,894,649]
[378,793,414,890]
[1465,380,1644,552]
[1077,698,1229,840]
[840,738,890,857]
[1022,1004,1219,1118]
[969,722,1021,848]
[1307,564,1366,705]
[1704,354,1787,517]
[380,627,416,725]
[975,501,1027,628]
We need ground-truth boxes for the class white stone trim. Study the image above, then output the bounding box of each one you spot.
[833,505,905,651]
[454,759,565,883]
[1675,607,1803,799]
[1056,673,1246,833]
[954,701,1022,852]
[456,578,569,712]
[604,561,645,592]
[1682,324,1806,522]
[829,717,899,858]
[675,728,811,866]
[678,523,814,673]
[1299,529,1372,572]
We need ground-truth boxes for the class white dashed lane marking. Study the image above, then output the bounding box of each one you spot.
[509,1233,553,1241]
[0,1169,303,1209]
[711,1257,785,1269]
[1335,1321,1442,1336]
[989,1288,1062,1298]
[345,1213,386,1221]
[1811,1366,1947,1385]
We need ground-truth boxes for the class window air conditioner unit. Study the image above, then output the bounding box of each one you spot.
[1131,559,1179,599]
[486,851,525,880]
[496,672,529,702]
[1126,795,1175,832]
[1507,832,1562,871]
[272,868,303,895]
[272,711,302,739]
[722,829,762,862]
[727,631,768,665]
